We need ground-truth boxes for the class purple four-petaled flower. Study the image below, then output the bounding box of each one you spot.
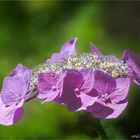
[37,71,65,103]
[0,64,32,125]
[59,69,98,112]
[86,70,130,119]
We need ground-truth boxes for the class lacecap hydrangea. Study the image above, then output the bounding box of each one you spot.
[0,38,140,125]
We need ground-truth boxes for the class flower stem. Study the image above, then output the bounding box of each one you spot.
[25,94,37,103]
[25,89,38,103]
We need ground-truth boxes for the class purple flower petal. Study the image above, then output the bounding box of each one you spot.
[122,49,140,85]
[0,97,24,126]
[109,78,130,103]
[42,91,60,103]
[94,70,116,96]
[60,88,82,112]
[87,101,114,119]
[77,89,98,111]
[48,53,66,64]
[87,99,128,119]
[134,76,140,85]
[60,37,77,56]
[63,69,83,89]
[80,69,95,93]
[105,55,117,62]
[13,107,24,124]
[10,64,32,79]
[47,38,77,64]
[59,69,83,111]
[1,77,26,106]
[90,42,103,56]
[105,101,128,119]
[90,42,118,63]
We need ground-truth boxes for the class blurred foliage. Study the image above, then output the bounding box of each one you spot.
[0,1,140,139]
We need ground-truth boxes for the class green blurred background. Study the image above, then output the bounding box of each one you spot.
[0,1,140,139]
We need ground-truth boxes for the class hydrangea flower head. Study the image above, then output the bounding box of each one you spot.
[0,38,140,126]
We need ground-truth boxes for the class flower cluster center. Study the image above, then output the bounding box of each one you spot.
[29,53,129,90]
